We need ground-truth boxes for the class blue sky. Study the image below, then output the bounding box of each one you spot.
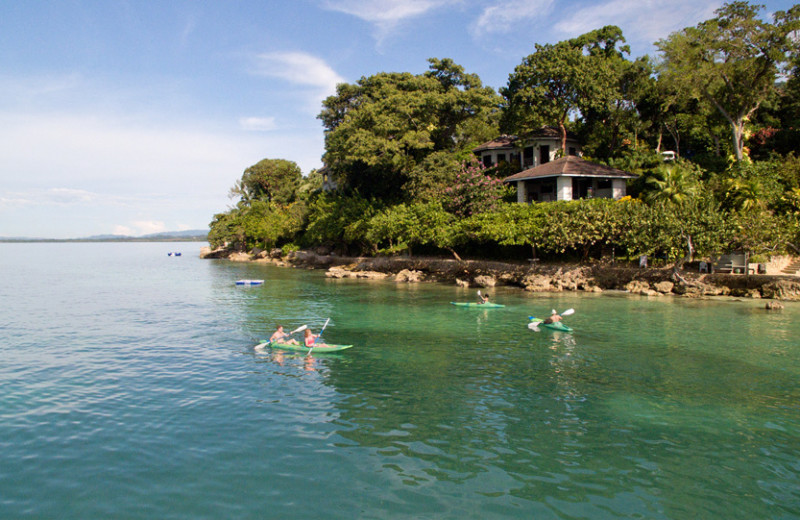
[1,0,795,238]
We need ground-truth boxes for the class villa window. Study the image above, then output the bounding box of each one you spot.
[483,155,492,167]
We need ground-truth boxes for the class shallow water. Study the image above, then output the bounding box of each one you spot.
[1,242,798,519]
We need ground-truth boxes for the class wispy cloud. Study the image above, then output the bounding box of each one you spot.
[250,51,344,110]
[321,0,461,41]
[239,116,277,132]
[472,0,555,37]
[554,0,721,51]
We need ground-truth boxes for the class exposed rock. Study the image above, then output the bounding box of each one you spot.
[396,269,425,283]
[326,266,388,280]
[653,281,674,294]
[270,248,283,259]
[455,278,470,288]
[761,280,800,301]
[765,301,784,310]
[199,246,229,259]
[228,252,252,262]
[626,280,658,296]
[473,275,496,288]
[522,273,556,292]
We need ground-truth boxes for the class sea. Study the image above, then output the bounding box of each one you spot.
[1,241,798,519]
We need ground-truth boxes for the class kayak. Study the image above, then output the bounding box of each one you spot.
[529,316,573,332]
[236,279,264,285]
[450,302,505,308]
[264,341,354,353]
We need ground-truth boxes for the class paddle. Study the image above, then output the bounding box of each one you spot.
[307,318,330,355]
[255,324,309,350]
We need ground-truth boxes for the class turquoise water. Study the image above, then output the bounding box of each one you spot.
[1,242,799,519]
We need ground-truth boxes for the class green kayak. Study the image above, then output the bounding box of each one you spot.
[450,302,505,308]
[264,341,354,353]
[529,316,573,332]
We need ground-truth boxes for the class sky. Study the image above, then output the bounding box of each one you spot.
[1,0,796,238]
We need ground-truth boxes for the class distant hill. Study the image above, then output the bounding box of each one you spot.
[1,229,209,242]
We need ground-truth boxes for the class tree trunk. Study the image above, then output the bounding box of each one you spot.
[558,121,567,154]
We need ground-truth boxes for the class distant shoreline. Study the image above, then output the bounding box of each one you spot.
[0,237,208,243]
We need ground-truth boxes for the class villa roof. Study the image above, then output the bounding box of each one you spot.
[473,127,580,153]
[503,156,638,182]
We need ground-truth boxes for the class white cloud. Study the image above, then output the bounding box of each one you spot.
[472,0,555,37]
[322,0,461,43]
[239,116,277,132]
[251,51,344,93]
[554,0,721,51]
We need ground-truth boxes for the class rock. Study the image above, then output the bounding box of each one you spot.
[228,252,252,262]
[473,275,496,288]
[270,248,283,259]
[765,301,784,310]
[396,269,425,283]
[625,280,658,296]
[654,281,674,294]
[200,247,228,259]
[455,278,470,288]
[761,280,800,301]
[325,267,387,280]
[521,274,555,292]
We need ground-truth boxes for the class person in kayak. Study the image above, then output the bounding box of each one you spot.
[542,309,562,324]
[270,325,299,345]
[304,328,328,348]
[477,292,490,304]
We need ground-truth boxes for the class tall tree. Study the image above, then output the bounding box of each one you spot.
[502,26,633,154]
[230,158,302,206]
[318,59,500,200]
[656,1,800,161]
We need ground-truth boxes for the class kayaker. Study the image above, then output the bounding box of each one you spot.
[270,325,298,345]
[477,292,490,304]
[304,328,328,348]
[542,309,562,324]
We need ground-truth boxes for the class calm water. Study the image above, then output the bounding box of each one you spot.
[1,242,799,519]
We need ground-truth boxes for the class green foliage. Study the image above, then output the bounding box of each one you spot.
[304,193,381,254]
[230,158,302,205]
[318,59,501,200]
[441,159,512,217]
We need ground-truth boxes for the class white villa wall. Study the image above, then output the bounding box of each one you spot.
[612,179,627,199]
[556,177,572,201]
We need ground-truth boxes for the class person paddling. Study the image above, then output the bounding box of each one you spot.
[542,309,563,325]
[477,292,490,304]
[270,325,299,345]
[304,328,328,348]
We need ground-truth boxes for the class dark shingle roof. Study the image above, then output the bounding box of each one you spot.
[503,156,637,182]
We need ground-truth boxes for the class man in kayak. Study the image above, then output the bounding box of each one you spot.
[270,325,299,345]
[477,292,490,304]
[542,309,562,325]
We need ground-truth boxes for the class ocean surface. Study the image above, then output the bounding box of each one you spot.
[1,241,799,519]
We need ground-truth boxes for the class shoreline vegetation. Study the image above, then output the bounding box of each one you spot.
[201,247,800,302]
[205,5,800,305]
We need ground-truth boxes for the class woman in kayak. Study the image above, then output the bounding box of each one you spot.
[477,292,490,304]
[270,325,299,345]
[304,328,328,348]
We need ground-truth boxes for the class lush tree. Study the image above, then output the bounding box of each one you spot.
[502,26,633,154]
[230,158,302,205]
[318,59,500,200]
[441,159,512,217]
[656,2,800,161]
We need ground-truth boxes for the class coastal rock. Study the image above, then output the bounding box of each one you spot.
[455,278,470,288]
[325,267,388,280]
[396,269,425,283]
[765,301,784,310]
[625,280,658,296]
[473,275,496,288]
[199,246,228,259]
[521,273,555,292]
[761,279,800,301]
[654,281,674,294]
[228,252,252,262]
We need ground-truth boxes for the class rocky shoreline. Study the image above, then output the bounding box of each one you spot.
[200,247,800,302]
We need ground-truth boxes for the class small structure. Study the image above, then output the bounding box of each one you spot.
[713,252,752,274]
[502,156,637,203]
[473,127,582,170]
